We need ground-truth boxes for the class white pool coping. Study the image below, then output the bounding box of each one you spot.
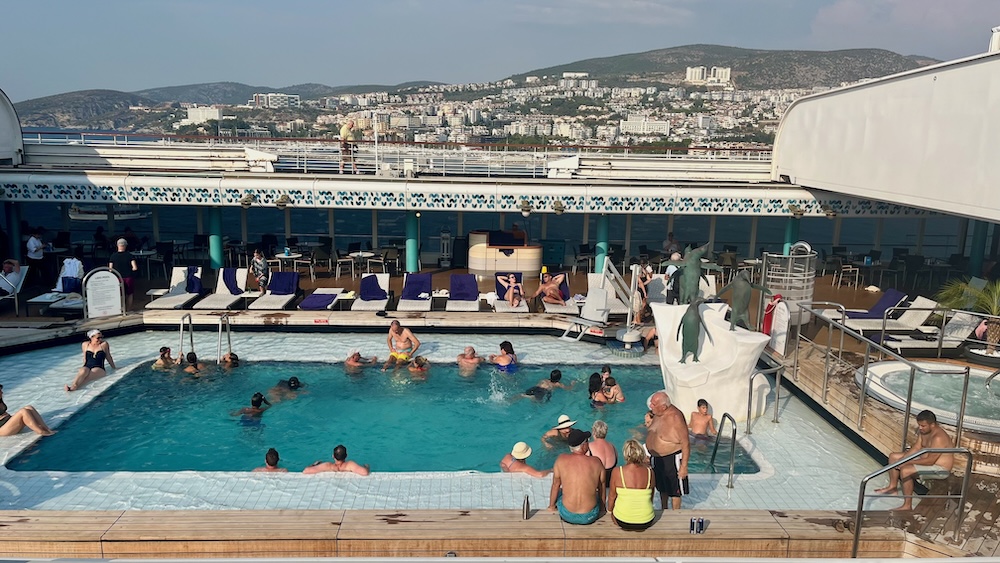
[0,330,899,512]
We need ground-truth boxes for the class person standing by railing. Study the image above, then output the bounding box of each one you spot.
[340,119,357,174]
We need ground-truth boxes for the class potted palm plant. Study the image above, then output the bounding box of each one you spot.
[935,278,1000,357]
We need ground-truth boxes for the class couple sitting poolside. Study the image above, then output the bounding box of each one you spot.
[497,272,567,308]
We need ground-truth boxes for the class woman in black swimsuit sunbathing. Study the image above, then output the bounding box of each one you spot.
[66,329,116,392]
[497,273,524,308]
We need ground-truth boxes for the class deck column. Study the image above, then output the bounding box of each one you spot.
[748,217,759,257]
[152,207,161,242]
[208,206,224,270]
[969,220,989,277]
[5,202,21,261]
[783,217,800,255]
[594,214,609,273]
[406,211,419,273]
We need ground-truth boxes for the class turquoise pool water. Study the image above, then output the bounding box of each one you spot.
[880,366,1000,421]
[8,360,758,474]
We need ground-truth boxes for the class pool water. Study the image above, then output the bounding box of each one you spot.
[8,361,758,474]
[881,368,1000,420]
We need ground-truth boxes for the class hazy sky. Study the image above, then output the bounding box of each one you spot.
[2,0,997,102]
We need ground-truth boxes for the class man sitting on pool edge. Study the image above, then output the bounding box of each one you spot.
[548,428,605,525]
[383,320,420,371]
[874,409,954,511]
[303,444,370,476]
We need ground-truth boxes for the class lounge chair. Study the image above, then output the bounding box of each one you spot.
[298,287,344,310]
[560,286,611,341]
[351,273,390,311]
[445,273,481,312]
[396,273,433,312]
[540,272,579,315]
[882,311,983,357]
[816,288,908,323]
[494,272,529,313]
[588,273,630,315]
[0,265,28,316]
[193,268,251,310]
[146,266,205,309]
[248,271,299,310]
[836,296,940,335]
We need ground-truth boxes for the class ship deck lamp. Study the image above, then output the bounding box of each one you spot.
[519,200,532,218]
[274,194,292,210]
[787,204,804,219]
[239,193,257,210]
[552,200,566,215]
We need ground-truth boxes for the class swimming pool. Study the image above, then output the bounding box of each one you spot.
[856,360,1000,434]
[7,360,757,473]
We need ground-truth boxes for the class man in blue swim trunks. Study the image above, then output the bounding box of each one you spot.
[547,428,605,525]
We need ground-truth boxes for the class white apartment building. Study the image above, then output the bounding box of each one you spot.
[184,106,221,124]
[686,66,707,83]
[710,66,732,83]
[562,72,589,79]
[249,93,301,109]
[620,116,671,135]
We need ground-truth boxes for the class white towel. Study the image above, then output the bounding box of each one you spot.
[52,257,85,291]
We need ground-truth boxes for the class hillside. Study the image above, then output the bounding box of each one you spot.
[14,90,157,130]
[514,44,940,89]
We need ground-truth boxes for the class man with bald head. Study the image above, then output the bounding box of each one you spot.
[646,391,690,509]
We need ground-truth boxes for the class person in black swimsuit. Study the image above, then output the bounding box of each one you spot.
[66,329,116,391]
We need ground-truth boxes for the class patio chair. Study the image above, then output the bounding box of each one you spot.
[445,273,481,312]
[396,273,433,312]
[293,251,317,282]
[539,272,579,315]
[298,287,344,310]
[193,268,251,310]
[816,288,907,323]
[839,296,939,335]
[494,272,529,313]
[351,273,391,311]
[560,286,611,341]
[248,271,300,310]
[882,312,983,357]
[146,266,205,309]
[0,265,28,316]
[334,249,356,279]
[148,242,175,279]
[572,244,594,275]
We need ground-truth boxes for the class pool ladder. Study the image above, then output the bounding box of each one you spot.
[708,412,738,489]
[178,313,194,359]
[217,314,233,363]
[985,367,1000,393]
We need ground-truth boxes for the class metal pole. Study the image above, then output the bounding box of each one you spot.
[856,341,871,430]
[956,366,970,445]
[901,365,916,450]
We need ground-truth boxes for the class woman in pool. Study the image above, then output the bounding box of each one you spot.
[588,372,608,408]
[250,248,269,293]
[0,384,55,437]
[153,346,176,369]
[496,273,523,308]
[65,329,116,392]
[488,341,517,371]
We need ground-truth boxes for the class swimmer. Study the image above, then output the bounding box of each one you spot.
[456,346,484,375]
[303,444,370,476]
[408,356,430,375]
[688,398,718,438]
[252,448,287,473]
[269,376,304,402]
[66,329,116,392]
[153,346,176,369]
[183,351,208,375]
[0,384,55,437]
[588,372,607,408]
[383,320,420,371]
[488,341,517,370]
[231,392,271,418]
[602,376,625,404]
[521,369,575,402]
[496,273,524,308]
[346,351,377,373]
[500,441,551,478]
[542,413,576,449]
[221,352,240,368]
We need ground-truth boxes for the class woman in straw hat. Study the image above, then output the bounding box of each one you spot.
[499,441,550,477]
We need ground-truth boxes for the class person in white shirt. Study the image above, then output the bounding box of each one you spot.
[0,259,22,296]
[25,229,45,286]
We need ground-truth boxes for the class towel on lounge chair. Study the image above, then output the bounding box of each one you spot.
[268,271,298,295]
[222,268,244,295]
[61,276,83,294]
[185,266,203,294]
[401,273,432,300]
[299,290,339,310]
[360,274,388,301]
[845,288,906,319]
[451,274,479,301]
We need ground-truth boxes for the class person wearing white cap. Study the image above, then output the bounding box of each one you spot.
[541,413,576,449]
[499,441,550,478]
[65,329,116,392]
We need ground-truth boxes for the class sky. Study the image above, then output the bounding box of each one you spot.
[1,0,998,102]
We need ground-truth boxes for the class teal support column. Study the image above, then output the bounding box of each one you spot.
[5,202,21,261]
[968,220,989,277]
[783,217,800,255]
[208,207,224,270]
[405,211,419,273]
[594,214,609,273]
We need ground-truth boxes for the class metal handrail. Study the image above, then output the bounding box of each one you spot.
[217,314,233,364]
[178,313,194,359]
[986,368,1000,392]
[851,447,973,557]
[748,365,783,434]
[797,303,972,450]
[709,413,738,489]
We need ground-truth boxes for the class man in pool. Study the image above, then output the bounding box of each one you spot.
[345,351,377,373]
[646,391,689,510]
[183,351,207,375]
[383,320,421,371]
[221,352,239,368]
[153,346,176,369]
[303,444,370,476]
[269,376,303,402]
[542,414,576,448]
[530,272,567,307]
[456,346,484,375]
[522,369,575,402]
[874,409,954,511]
[231,392,271,418]
[547,428,605,525]
[252,448,287,473]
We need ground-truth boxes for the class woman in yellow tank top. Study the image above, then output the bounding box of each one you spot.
[608,439,655,530]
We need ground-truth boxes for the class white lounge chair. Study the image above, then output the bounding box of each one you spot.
[352,273,390,311]
[540,272,579,315]
[396,273,433,312]
[445,273,481,312]
[298,287,344,310]
[146,267,205,309]
[494,272,529,313]
[883,312,983,356]
[560,286,611,341]
[248,271,299,310]
[0,265,28,316]
[839,296,940,335]
[193,268,251,310]
[588,273,630,315]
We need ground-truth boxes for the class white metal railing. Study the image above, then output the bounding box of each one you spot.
[178,313,195,360]
[217,314,233,363]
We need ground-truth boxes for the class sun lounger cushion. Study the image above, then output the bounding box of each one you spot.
[360,274,388,300]
[846,288,906,319]
[299,288,341,310]
[185,266,203,294]
[401,273,432,300]
[268,272,298,295]
[222,268,244,295]
[450,274,479,301]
